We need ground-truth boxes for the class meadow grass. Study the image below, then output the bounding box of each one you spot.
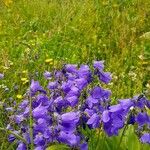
[0,0,150,149]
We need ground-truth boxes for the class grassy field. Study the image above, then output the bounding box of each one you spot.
[0,0,150,149]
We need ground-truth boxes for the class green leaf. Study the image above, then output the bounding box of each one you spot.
[46,144,70,150]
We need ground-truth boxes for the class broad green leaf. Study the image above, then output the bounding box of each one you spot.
[46,144,70,150]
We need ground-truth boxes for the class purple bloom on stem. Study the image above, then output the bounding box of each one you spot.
[84,109,95,117]
[136,97,147,109]
[61,112,80,124]
[80,142,88,150]
[102,110,110,123]
[140,133,150,144]
[87,113,100,128]
[86,96,98,108]
[8,131,20,142]
[58,131,80,146]
[23,132,30,144]
[109,104,122,112]
[47,81,58,90]
[60,112,80,132]
[90,87,103,99]
[135,112,149,126]
[66,86,80,97]
[78,65,92,82]
[43,128,52,141]
[5,107,14,112]
[119,99,133,110]
[43,71,51,79]
[61,81,73,93]
[98,71,112,84]
[93,60,104,70]
[36,94,49,106]
[19,100,29,109]
[0,73,4,79]
[34,118,47,133]
[90,86,111,101]
[34,146,44,150]
[66,96,78,107]
[128,114,135,124]
[16,142,26,150]
[111,115,124,129]
[146,100,150,109]
[15,115,25,124]
[23,107,29,117]
[32,105,48,120]
[54,96,68,111]
[30,80,46,95]
[75,78,88,90]
[34,134,45,146]
[54,71,63,80]
[65,64,77,73]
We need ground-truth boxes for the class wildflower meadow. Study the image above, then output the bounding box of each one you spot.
[0,0,150,150]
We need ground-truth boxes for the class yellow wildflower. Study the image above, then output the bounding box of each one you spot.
[23,80,29,85]
[21,78,29,85]
[17,94,23,99]
[22,70,28,74]
[21,78,28,82]
[45,58,53,63]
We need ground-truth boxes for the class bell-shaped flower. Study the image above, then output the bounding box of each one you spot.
[93,60,104,70]
[135,112,149,127]
[58,131,80,146]
[30,80,46,95]
[16,142,26,150]
[140,133,150,144]
[66,96,78,107]
[32,104,48,120]
[87,113,101,128]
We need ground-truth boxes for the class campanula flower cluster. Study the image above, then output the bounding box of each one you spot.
[5,61,150,149]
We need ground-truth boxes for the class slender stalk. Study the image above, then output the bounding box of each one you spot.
[29,95,34,150]
[117,124,128,149]
[95,128,101,150]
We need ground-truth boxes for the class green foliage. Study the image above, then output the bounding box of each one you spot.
[46,144,70,150]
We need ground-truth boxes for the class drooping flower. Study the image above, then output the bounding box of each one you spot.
[59,112,80,132]
[93,60,104,70]
[58,131,80,146]
[80,142,88,150]
[66,96,78,107]
[87,113,101,128]
[0,73,4,79]
[43,71,51,79]
[30,80,46,95]
[140,133,150,144]
[135,112,149,127]
[34,134,45,146]
[65,64,77,73]
[102,110,110,123]
[16,142,26,150]
[32,104,48,120]
[47,81,58,90]
[98,71,112,84]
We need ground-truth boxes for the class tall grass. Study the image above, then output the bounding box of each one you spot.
[0,0,150,149]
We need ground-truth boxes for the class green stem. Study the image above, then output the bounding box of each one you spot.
[117,124,128,149]
[29,95,34,150]
[95,129,101,150]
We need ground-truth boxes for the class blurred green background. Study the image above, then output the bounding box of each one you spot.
[0,0,150,149]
